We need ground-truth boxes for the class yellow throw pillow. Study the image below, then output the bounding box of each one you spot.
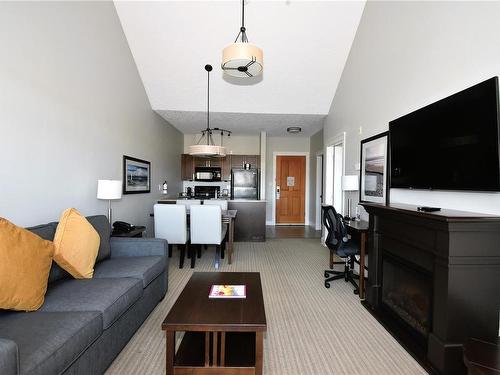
[0,218,55,311]
[53,208,100,279]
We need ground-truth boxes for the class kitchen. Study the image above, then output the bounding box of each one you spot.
[158,150,267,242]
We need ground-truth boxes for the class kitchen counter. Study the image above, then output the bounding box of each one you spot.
[156,198,266,242]
[157,198,266,203]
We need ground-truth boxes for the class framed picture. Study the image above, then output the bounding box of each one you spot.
[359,131,389,204]
[123,155,151,194]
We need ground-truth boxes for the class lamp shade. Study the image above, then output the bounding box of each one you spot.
[97,180,122,200]
[342,175,359,191]
[188,144,226,158]
[222,43,263,78]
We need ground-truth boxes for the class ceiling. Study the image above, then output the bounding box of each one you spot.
[114,1,365,135]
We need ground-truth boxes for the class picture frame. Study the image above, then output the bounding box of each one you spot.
[123,155,151,194]
[359,131,390,205]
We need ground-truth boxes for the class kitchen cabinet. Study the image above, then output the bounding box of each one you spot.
[193,157,218,167]
[228,200,266,242]
[230,155,260,170]
[181,154,194,181]
[181,154,260,181]
[221,157,231,181]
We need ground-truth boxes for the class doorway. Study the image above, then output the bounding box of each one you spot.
[315,153,324,230]
[273,153,309,225]
[324,133,345,213]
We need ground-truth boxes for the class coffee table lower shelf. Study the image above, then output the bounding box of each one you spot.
[172,331,261,375]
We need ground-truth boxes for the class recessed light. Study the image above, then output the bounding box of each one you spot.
[287,127,302,134]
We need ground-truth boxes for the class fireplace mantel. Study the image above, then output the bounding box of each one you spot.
[361,202,500,375]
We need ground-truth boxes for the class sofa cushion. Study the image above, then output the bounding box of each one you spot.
[86,215,111,263]
[40,278,142,329]
[0,338,18,375]
[53,208,100,279]
[93,256,164,288]
[28,223,71,285]
[0,218,55,311]
[0,311,102,375]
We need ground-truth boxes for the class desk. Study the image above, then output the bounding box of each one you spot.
[345,220,369,299]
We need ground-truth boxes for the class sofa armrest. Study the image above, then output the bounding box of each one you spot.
[110,237,168,258]
[0,338,18,375]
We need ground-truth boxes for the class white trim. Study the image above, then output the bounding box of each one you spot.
[260,131,266,199]
[322,132,346,244]
[271,151,310,225]
[315,152,323,230]
[324,132,346,213]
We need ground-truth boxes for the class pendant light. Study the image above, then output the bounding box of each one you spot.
[221,0,263,78]
[188,65,231,158]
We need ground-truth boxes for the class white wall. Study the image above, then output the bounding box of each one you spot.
[265,136,310,223]
[324,1,500,215]
[183,134,260,155]
[309,129,324,227]
[0,2,183,230]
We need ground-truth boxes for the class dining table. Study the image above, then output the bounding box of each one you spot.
[150,208,237,269]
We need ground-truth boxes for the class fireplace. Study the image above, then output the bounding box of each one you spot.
[361,202,500,375]
[381,254,432,342]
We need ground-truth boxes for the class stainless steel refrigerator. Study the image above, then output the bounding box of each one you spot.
[231,169,259,200]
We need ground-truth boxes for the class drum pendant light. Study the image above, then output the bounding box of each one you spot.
[221,0,263,78]
[188,65,231,158]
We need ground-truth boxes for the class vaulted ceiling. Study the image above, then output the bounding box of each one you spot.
[114,1,365,136]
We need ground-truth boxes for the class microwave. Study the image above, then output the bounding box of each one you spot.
[194,167,221,182]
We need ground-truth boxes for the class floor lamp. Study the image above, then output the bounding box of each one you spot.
[342,175,359,221]
[97,180,122,225]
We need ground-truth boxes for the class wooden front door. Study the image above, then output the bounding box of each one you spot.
[276,155,306,224]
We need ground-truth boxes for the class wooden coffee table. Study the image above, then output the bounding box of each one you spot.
[162,272,267,375]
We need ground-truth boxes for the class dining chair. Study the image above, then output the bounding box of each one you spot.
[203,200,228,210]
[189,205,228,268]
[154,204,191,268]
[176,199,201,207]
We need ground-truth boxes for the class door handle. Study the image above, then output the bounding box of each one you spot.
[276,185,280,200]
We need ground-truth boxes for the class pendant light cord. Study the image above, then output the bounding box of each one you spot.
[241,0,245,29]
[234,0,248,43]
[207,67,210,145]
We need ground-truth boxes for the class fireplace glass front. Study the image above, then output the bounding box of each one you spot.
[381,255,432,338]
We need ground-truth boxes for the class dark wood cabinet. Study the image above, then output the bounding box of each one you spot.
[230,155,245,169]
[228,201,266,242]
[221,157,231,181]
[181,154,194,181]
[230,155,260,170]
[181,154,260,181]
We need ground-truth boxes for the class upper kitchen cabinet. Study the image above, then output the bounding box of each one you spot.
[231,155,260,170]
[181,154,194,181]
[194,156,221,167]
[181,154,260,181]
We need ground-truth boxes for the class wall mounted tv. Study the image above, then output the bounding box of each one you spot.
[389,76,500,192]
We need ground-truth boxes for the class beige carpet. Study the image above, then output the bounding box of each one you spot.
[105,238,427,375]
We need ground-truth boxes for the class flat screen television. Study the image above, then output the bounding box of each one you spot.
[389,77,500,191]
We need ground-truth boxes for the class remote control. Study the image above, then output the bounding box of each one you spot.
[417,206,441,212]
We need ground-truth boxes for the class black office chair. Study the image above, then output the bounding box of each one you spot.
[322,205,360,294]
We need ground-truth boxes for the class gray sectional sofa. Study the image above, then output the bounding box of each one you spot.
[0,215,168,375]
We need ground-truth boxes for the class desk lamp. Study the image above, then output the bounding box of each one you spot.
[342,175,359,221]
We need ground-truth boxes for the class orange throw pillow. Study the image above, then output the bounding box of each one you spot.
[0,218,55,311]
[53,208,100,279]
